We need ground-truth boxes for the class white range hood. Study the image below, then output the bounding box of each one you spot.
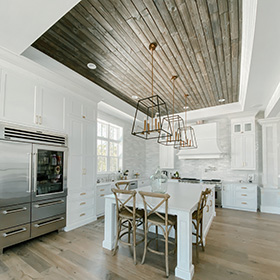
[177,122,224,159]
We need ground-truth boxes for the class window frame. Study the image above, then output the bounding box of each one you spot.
[97,119,123,174]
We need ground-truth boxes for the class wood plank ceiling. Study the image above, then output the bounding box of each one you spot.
[32,0,242,114]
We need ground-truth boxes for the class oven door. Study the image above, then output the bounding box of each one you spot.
[32,144,67,202]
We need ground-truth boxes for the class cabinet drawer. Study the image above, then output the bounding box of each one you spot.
[235,191,256,200]
[32,198,66,222]
[235,199,256,210]
[31,214,66,238]
[235,185,256,192]
[0,223,30,250]
[68,207,94,223]
[0,203,30,230]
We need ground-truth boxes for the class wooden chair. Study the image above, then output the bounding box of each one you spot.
[111,188,144,264]
[115,181,130,190]
[139,191,177,277]
[192,188,211,257]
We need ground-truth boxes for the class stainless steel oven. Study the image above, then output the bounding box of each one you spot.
[33,144,67,201]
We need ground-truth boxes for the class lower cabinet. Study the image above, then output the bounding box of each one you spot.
[96,183,112,217]
[66,190,95,231]
[222,183,258,212]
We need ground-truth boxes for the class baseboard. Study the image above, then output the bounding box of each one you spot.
[64,215,97,232]
[260,206,280,215]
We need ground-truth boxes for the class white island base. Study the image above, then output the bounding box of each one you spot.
[102,183,215,280]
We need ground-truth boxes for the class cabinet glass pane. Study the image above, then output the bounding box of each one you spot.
[97,156,107,172]
[234,124,241,133]
[36,150,64,195]
[244,123,252,132]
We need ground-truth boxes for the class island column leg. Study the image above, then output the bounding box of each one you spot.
[175,210,194,280]
[102,197,116,250]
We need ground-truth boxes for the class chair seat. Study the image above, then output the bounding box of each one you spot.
[119,208,144,219]
[148,213,176,226]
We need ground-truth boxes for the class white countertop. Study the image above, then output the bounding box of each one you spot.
[105,182,215,212]
[96,178,140,187]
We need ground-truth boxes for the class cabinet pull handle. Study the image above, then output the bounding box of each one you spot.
[80,202,86,206]
[3,227,27,238]
[241,194,247,197]
[100,194,105,197]
[35,115,38,124]
[34,200,64,208]
[2,207,27,215]
[210,200,212,206]
[241,187,247,189]
[100,189,105,191]
[80,213,85,217]
[39,116,42,125]
[82,115,86,119]
[80,192,86,196]
[34,217,64,228]
[241,202,247,205]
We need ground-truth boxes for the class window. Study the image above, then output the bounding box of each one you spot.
[97,119,123,173]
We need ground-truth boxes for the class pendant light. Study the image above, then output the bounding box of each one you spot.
[158,76,185,146]
[131,43,172,140]
[176,94,197,149]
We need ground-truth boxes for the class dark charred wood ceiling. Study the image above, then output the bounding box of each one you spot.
[32,0,242,114]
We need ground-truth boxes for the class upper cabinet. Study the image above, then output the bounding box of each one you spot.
[159,145,174,169]
[70,98,95,122]
[231,117,256,170]
[0,68,66,132]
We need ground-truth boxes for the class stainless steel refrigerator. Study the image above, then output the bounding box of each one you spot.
[0,124,67,253]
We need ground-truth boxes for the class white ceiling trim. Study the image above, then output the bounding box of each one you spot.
[238,0,258,110]
[265,81,280,118]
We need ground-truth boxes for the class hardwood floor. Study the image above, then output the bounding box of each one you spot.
[0,208,280,280]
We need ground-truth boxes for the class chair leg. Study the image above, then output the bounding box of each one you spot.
[156,225,159,251]
[200,220,204,252]
[113,219,121,256]
[133,222,137,265]
[128,222,131,244]
[195,222,199,261]
[141,223,148,265]
[165,229,169,277]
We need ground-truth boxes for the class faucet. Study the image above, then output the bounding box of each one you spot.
[205,166,217,172]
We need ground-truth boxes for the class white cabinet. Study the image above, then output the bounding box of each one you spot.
[159,145,174,169]
[222,183,258,212]
[66,100,97,230]
[70,98,95,122]
[231,117,256,170]
[0,68,66,131]
[96,183,112,217]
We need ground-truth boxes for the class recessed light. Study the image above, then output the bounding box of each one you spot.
[183,106,189,110]
[132,95,139,100]
[87,63,97,70]
[218,99,225,103]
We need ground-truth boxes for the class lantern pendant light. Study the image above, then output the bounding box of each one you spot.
[158,76,185,146]
[131,43,172,140]
[175,94,198,149]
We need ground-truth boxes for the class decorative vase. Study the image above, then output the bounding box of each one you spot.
[150,166,168,193]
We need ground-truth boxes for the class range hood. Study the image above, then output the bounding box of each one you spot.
[177,122,224,159]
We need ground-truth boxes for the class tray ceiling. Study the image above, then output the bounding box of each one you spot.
[32,0,242,114]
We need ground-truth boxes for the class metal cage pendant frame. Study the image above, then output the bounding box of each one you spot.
[131,95,172,140]
[176,125,198,149]
[158,114,184,146]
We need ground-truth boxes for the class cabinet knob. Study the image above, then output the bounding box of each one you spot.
[80,202,86,206]
[80,192,86,196]
[80,213,86,217]
[82,115,86,119]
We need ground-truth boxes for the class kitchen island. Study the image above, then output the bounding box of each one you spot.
[102,182,215,280]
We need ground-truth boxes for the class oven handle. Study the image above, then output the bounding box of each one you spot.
[34,199,64,208]
[2,207,27,215]
[3,227,27,238]
[34,217,64,228]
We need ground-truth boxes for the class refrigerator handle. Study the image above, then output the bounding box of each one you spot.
[33,152,37,194]
[28,153,32,193]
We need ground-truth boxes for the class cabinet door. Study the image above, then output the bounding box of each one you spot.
[231,136,243,169]
[0,69,36,125]
[39,86,66,131]
[244,134,255,169]
[159,145,174,169]
[222,185,233,207]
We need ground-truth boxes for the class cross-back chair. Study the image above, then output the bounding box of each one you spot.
[139,191,177,277]
[111,188,144,264]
